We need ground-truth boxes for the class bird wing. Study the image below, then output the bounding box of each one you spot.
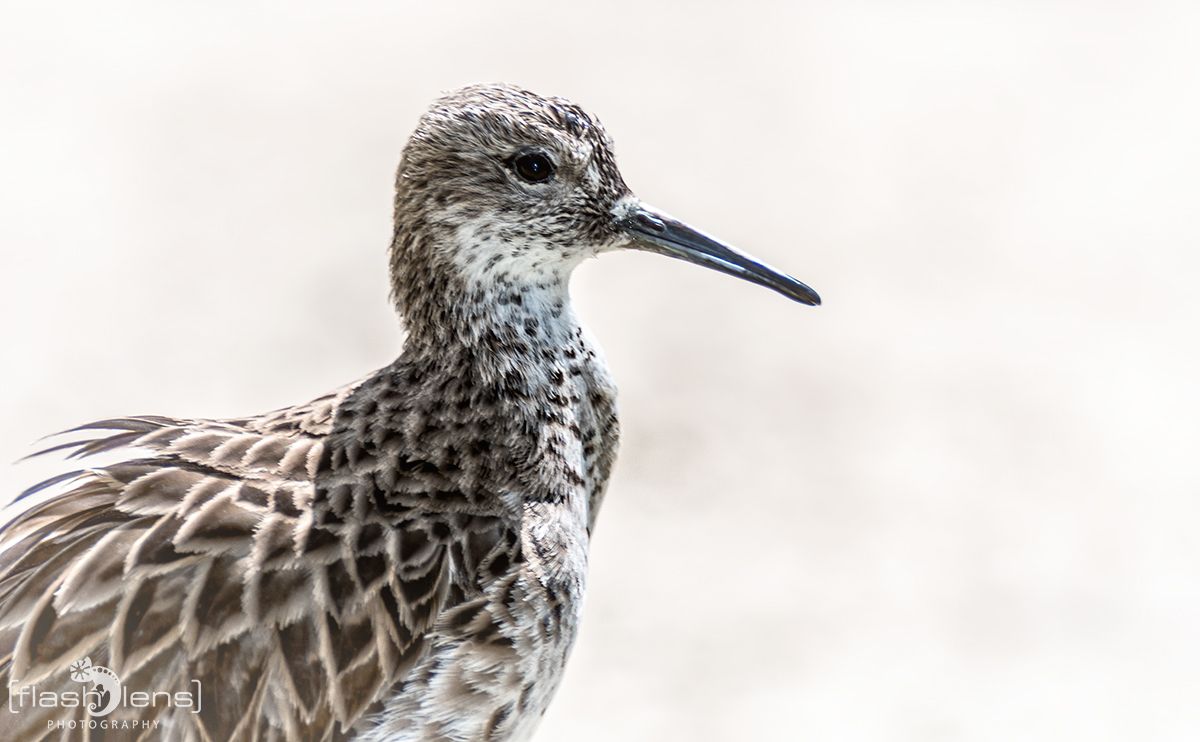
[0,377,512,740]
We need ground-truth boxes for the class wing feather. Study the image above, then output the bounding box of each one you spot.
[0,373,515,740]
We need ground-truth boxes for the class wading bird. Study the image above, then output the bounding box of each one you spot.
[0,84,819,741]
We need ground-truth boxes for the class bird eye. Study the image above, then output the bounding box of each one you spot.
[511,152,555,184]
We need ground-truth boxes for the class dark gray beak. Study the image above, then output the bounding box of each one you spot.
[616,202,821,306]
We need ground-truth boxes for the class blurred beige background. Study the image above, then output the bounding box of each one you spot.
[2,2,1198,740]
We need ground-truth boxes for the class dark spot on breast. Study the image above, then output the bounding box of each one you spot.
[356,523,384,552]
[485,702,515,739]
[399,528,431,562]
[489,551,512,578]
[354,553,388,588]
[301,525,339,554]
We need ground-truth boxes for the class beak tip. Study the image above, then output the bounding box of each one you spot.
[788,282,821,307]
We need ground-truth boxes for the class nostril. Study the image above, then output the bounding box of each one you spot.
[634,212,666,234]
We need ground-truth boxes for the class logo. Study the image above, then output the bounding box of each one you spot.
[66,658,120,716]
[8,656,202,725]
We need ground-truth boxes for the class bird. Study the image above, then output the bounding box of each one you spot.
[0,83,820,741]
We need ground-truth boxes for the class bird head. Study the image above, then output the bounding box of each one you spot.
[389,83,819,332]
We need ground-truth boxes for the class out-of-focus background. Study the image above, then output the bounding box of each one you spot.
[2,2,1198,740]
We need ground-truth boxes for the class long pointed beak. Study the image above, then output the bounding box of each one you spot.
[615,202,821,306]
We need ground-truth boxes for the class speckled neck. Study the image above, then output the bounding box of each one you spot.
[389,211,585,375]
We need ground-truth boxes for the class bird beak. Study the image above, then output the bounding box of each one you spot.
[615,202,821,306]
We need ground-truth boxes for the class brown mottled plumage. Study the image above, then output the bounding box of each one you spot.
[0,84,819,741]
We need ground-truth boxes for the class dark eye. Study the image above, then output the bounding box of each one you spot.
[512,152,555,184]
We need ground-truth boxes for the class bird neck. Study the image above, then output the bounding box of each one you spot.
[390,212,588,373]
